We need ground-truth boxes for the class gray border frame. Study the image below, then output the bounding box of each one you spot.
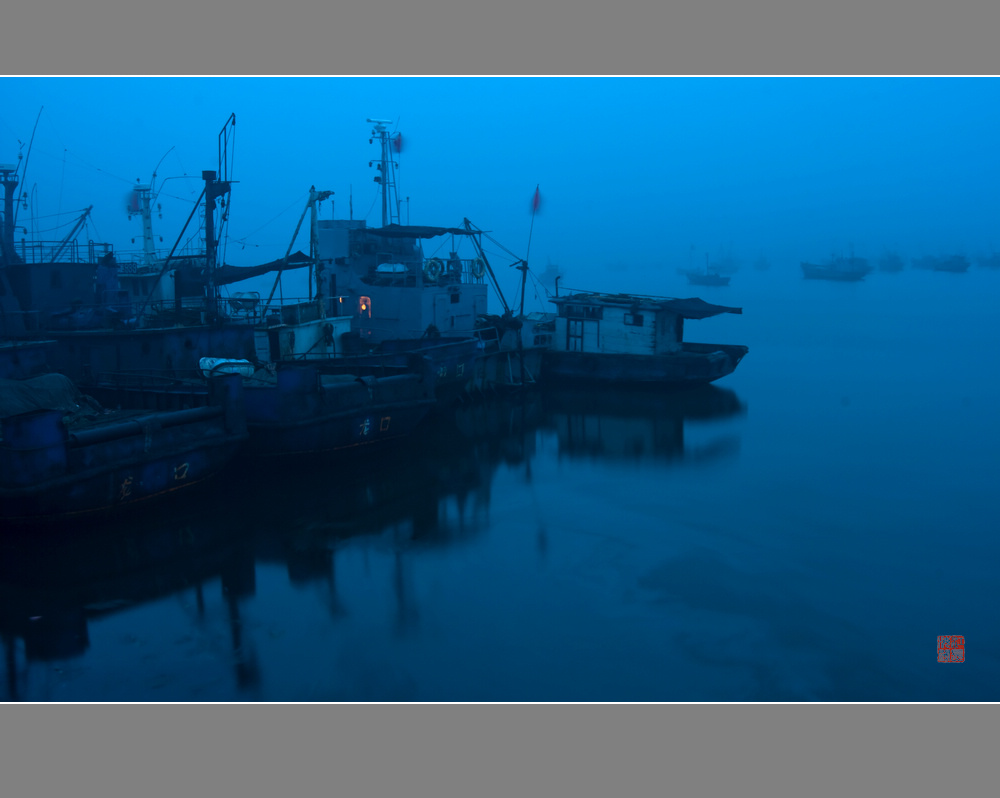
[2,1,997,796]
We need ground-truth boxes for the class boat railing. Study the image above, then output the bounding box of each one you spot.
[367,255,487,287]
[12,239,116,265]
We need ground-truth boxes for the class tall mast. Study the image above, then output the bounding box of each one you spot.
[0,162,21,265]
[367,118,400,227]
[128,184,158,267]
[204,114,235,321]
[203,169,230,320]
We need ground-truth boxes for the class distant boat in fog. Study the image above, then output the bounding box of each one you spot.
[800,255,872,281]
[680,268,731,287]
[912,255,969,273]
[753,254,770,271]
[679,254,731,286]
[975,253,1000,269]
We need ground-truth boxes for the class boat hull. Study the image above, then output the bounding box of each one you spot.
[323,337,480,404]
[0,374,247,522]
[242,370,436,457]
[89,366,436,458]
[542,342,748,387]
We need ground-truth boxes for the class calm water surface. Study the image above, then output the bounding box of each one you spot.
[2,265,997,701]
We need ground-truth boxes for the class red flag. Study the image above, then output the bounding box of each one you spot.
[126,190,141,214]
[393,133,403,153]
[531,186,542,213]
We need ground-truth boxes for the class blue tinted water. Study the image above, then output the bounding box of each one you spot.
[2,265,997,701]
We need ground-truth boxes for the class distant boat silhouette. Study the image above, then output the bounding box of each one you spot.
[800,254,872,282]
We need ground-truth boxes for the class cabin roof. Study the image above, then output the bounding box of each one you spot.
[550,292,742,319]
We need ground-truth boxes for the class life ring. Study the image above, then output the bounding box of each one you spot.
[424,258,444,282]
[471,258,486,279]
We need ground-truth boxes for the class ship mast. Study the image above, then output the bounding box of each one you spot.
[367,118,401,227]
[203,114,235,322]
[0,162,21,266]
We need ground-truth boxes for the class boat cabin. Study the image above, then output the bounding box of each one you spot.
[549,292,742,356]
[315,220,489,342]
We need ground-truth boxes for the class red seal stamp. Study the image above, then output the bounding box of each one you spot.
[937,635,965,663]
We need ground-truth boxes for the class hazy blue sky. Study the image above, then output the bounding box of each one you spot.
[3,77,998,308]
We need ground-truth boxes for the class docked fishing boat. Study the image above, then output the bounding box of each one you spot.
[4,119,440,454]
[313,120,548,395]
[0,372,247,522]
[800,255,872,281]
[542,292,747,387]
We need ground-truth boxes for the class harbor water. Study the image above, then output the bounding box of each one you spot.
[2,264,997,701]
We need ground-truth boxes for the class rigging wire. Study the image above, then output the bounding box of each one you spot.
[13,107,43,230]
[231,192,309,247]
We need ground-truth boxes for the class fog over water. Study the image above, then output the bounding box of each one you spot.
[1,78,997,700]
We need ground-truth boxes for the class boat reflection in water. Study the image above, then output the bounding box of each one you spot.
[543,384,744,464]
[0,382,744,700]
[0,503,260,700]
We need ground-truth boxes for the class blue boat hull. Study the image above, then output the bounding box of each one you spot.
[89,365,436,458]
[0,374,247,522]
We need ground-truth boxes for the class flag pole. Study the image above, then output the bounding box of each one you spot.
[521,185,540,316]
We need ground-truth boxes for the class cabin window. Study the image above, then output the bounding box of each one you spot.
[624,313,644,327]
[562,304,603,320]
[450,292,460,304]
[358,296,372,318]
[50,270,62,289]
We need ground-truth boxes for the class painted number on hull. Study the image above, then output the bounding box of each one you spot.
[174,462,190,481]
[119,476,134,501]
[359,417,372,437]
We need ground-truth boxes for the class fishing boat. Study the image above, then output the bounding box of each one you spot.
[542,291,748,387]
[4,119,439,452]
[0,372,247,522]
[800,255,872,281]
[679,253,732,286]
[680,268,731,287]
[912,254,969,272]
[313,120,549,395]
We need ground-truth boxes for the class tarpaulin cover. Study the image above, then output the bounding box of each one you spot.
[365,225,474,239]
[657,297,743,319]
[212,251,314,286]
[552,293,742,319]
[0,374,98,419]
